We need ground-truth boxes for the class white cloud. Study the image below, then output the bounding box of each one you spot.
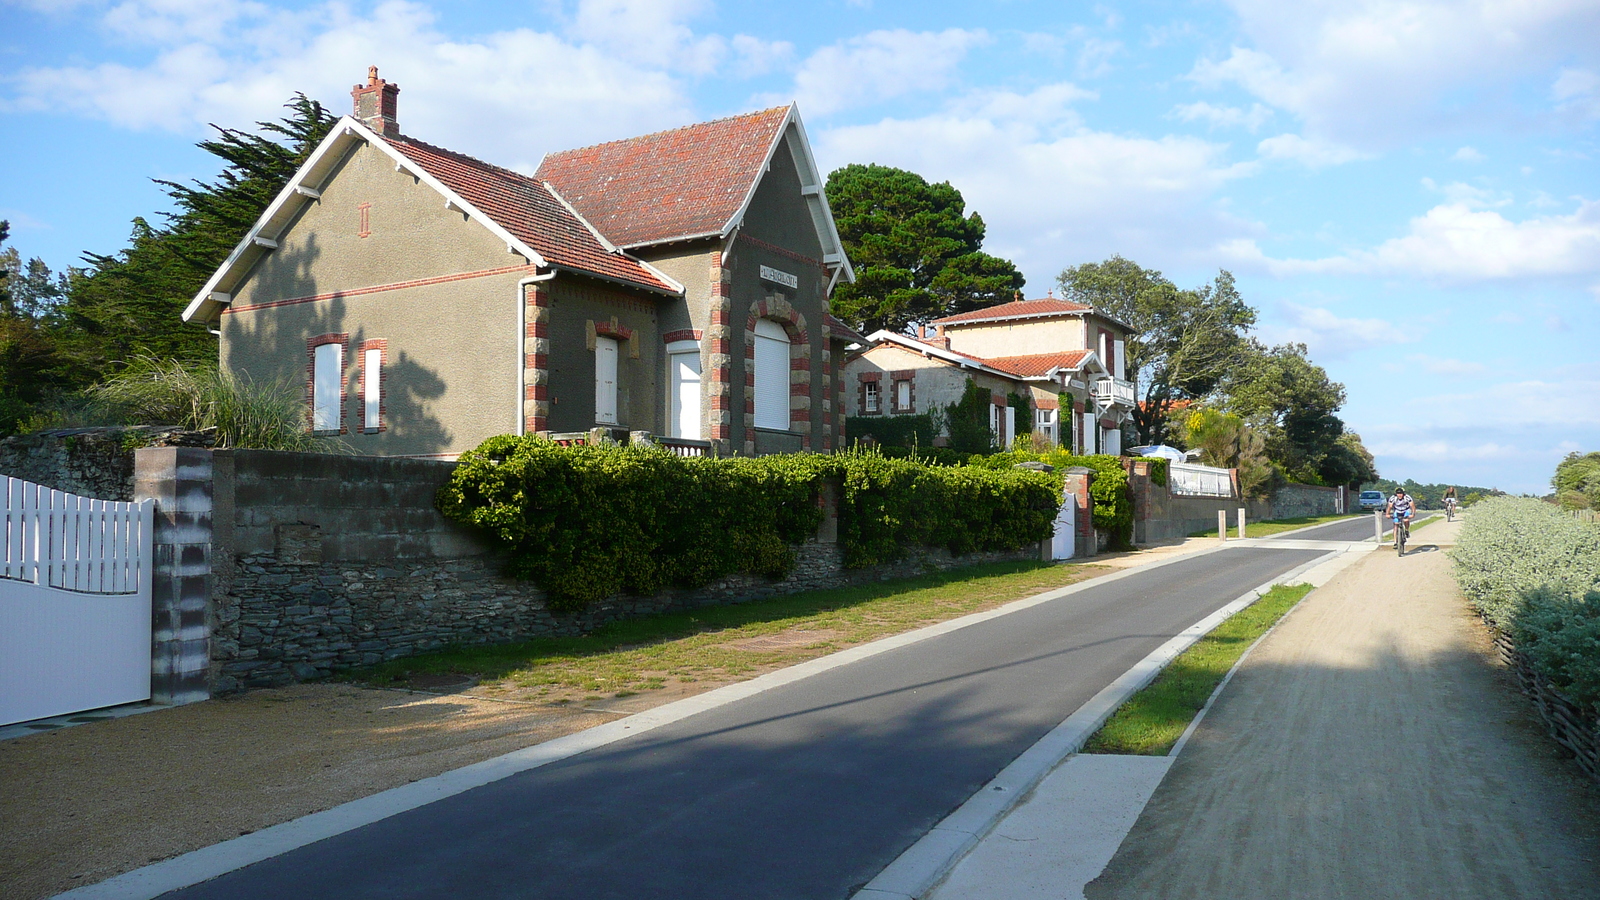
[1419,177,1509,209]
[729,34,795,77]
[1195,1,1600,147]
[1077,37,1121,78]
[788,29,989,117]
[1553,66,1600,119]
[1256,133,1372,168]
[1253,302,1410,359]
[565,0,726,75]
[1407,354,1486,377]
[1171,101,1273,132]
[1,0,701,170]
[1233,199,1600,282]
[817,95,1252,283]
[1451,146,1485,163]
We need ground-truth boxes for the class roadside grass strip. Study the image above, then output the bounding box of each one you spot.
[344,560,1107,704]
[1187,513,1353,539]
[1082,583,1315,756]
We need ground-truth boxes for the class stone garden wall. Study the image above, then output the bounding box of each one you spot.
[201,449,1042,693]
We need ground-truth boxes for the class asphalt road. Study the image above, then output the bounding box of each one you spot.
[161,547,1324,900]
[1267,513,1389,542]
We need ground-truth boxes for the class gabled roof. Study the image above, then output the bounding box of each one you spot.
[862,331,1106,383]
[982,350,1093,378]
[183,117,679,324]
[387,136,676,294]
[538,107,789,248]
[932,298,1093,326]
[536,105,854,281]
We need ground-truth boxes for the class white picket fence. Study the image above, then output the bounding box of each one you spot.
[1169,462,1235,498]
[1,476,155,727]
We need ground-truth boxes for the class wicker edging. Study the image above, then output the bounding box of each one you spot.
[1492,629,1600,781]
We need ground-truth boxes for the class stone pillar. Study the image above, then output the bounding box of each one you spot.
[134,447,214,706]
[1063,466,1096,558]
[706,255,734,455]
[523,280,551,435]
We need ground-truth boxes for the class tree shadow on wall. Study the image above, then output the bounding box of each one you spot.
[219,231,451,455]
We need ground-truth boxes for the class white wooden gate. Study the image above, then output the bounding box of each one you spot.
[1,476,154,726]
[1051,491,1077,560]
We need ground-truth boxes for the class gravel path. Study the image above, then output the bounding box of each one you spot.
[1087,518,1600,899]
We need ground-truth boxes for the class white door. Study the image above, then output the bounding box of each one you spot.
[1051,491,1076,560]
[1003,406,1017,449]
[595,337,618,424]
[1104,425,1121,455]
[754,320,790,430]
[669,349,701,438]
[1083,412,1097,454]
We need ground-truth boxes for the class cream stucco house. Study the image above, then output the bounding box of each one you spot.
[182,69,864,458]
[842,297,1137,453]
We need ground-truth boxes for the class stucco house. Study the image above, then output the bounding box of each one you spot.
[843,297,1137,453]
[182,68,862,458]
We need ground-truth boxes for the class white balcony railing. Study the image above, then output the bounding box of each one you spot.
[1093,377,1136,408]
[1169,462,1236,498]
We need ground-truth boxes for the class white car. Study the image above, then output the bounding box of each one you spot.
[1358,490,1386,511]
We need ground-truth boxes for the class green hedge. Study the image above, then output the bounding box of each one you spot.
[983,449,1135,548]
[1453,497,1600,711]
[438,438,1060,610]
[846,413,937,449]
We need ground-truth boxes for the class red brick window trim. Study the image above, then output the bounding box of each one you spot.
[307,333,349,435]
[358,338,388,434]
[858,371,882,415]
[890,370,915,414]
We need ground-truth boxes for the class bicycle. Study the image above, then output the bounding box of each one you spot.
[1393,514,1410,556]
[1446,499,1456,522]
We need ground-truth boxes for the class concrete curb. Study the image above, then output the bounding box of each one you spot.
[53,539,1269,900]
[857,548,1356,900]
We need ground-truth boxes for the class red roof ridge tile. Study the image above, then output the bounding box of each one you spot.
[541,106,792,162]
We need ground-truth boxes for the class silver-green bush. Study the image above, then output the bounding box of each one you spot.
[1453,497,1600,709]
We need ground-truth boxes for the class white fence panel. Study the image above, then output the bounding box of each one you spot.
[1169,462,1235,498]
[0,476,154,726]
[1051,492,1077,560]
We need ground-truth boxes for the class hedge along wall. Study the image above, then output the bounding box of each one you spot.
[983,449,1138,548]
[438,439,1061,610]
[1453,498,1600,777]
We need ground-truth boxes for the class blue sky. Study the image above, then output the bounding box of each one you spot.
[2,0,1597,493]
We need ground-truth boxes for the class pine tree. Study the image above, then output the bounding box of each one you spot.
[63,94,336,376]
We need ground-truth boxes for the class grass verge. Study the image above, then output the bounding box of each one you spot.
[1082,582,1315,756]
[341,560,1107,705]
[1187,512,1356,539]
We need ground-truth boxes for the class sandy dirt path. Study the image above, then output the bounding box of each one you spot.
[1087,518,1600,899]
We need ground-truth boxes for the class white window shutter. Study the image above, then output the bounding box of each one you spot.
[595,337,618,424]
[754,320,790,430]
[669,350,701,438]
[1114,339,1126,381]
[313,343,341,432]
[363,347,382,430]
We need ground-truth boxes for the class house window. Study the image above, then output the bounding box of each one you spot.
[863,380,880,414]
[359,340,386,433]
[1035,407,1057,444]
[595,336,619,425]
[989,401,1000,443]
[1113,338,1126,381]
[754,319,791,430]
[667,340,701,439]
[893,377,913,413]
[308,334,347,434]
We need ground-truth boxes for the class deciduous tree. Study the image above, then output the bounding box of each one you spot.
[1056,256,1255,445]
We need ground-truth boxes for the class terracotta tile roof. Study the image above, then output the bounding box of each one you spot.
[931,298,1092,326]
[536,107,791,248]
[825,314,866,344]
[981,350,1092,378]
[388,135,677,294]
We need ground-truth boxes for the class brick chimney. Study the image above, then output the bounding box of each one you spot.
[352,66,400,137]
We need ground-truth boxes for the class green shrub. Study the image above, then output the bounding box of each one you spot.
[846,413,937,449]
[438,439,1061,609]
[983,449,1135,548]
[1453,497,1600,710]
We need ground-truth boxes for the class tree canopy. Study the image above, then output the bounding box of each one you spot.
[1056,256,1255,446]
[825,164,1024,335]
[0,95,335,436]
[1553,451,1600,510]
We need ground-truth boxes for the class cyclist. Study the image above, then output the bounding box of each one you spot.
[1443,486,1458,521]
[1386,487,1416,550]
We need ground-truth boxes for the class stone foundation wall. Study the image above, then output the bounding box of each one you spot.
[0,429,138,499]
[1270,483,1341,519]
